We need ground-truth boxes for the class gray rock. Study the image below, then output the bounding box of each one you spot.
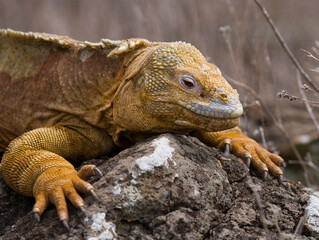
[0,134,313,239]
[304,189,319,238]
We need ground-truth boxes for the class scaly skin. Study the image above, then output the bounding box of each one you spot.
[0,29,283,225]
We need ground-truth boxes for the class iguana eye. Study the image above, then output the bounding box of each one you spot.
[179,75,197,89]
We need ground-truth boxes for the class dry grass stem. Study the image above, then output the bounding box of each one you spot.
[251,185,269,236]
[302,49,319,64]
[293,216,305,237]
[296,70,319,133]
[254,0,319,92]
[259,126,268,149]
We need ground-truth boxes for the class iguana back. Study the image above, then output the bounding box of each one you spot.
[0,30,125,150]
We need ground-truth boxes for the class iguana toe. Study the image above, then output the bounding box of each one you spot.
[33,191,49,218]
[49,186,69,221]
[269,152,285,167]
[62,182,85,210]
[77,164,103,181]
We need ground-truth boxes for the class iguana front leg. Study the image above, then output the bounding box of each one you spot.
[0,126,114,226]
[193,127,284,180]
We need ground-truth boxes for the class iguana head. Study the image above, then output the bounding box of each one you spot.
[114,42,243,132]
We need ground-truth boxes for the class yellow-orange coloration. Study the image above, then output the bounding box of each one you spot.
[0,29,284,225]
[193,127,283,177]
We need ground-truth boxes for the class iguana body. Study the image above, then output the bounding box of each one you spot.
[0,29,283,225]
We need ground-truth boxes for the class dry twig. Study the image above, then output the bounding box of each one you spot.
[253,0,319,93]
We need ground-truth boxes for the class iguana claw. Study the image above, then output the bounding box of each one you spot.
[262,171,268,181]
[281,161,287,168]
[79,206,87,217]
[89,189,99,200]
[223,139,231,155]
[245,157,251,168]
[34,212,40,223]
[62,220,69,230]
[94,167,103,178]
[278,175,283,184]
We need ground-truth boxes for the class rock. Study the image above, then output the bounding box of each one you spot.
[304,189,319,238]
[0,133,313,239]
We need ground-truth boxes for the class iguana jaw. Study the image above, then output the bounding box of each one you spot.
[177,98,243,119]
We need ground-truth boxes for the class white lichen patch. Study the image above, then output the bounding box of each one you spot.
[135,137,175,172]
[305,190,319,234]
[88,212,117,240]
[194,189,200,196]
[122,186,143,207]
[128,169,138,179]
[127,170,139,185]
[112,181,122,195]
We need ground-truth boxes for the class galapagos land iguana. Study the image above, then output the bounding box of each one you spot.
[0,29,284,227]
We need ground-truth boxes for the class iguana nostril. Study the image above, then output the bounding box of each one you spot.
[218,93,230,104]
[220,93,227,98]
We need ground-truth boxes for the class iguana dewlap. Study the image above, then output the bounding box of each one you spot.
[0,29,284,226]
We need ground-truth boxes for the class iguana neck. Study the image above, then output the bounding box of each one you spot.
[75,45,159,130]
[37,48,128,130]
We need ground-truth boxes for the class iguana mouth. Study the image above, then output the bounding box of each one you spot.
[178,99,243,119]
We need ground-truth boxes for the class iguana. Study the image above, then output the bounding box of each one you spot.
[0,29,284,228]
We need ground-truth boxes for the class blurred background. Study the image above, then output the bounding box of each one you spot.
[1,0,319,185]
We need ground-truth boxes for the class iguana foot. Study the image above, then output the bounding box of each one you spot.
[218,132,284,179]
[32,164,101,225]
